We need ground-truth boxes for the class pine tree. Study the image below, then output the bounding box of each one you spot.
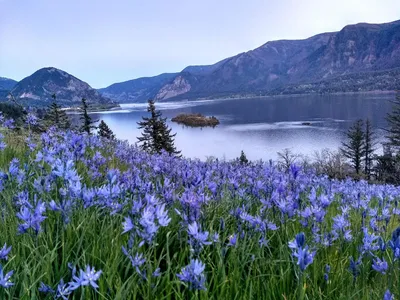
[98,120,115,140]
[363,119,376,179]
[44,94,71,129]
[386,94,400,149]
[341,119,365,174]
[239,150,249,165]
[137,100,180,155]
[80,98,97,134]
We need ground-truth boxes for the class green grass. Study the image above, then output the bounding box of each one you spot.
[0,132,397,299]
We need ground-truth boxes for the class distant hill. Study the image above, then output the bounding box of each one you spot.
[9,67,117,107]
[98,73,178,103]
[0,77,17,90]
[98,19,400,102]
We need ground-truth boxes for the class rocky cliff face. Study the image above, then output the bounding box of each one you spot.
[154,75,192,101]
[10,67,116,107]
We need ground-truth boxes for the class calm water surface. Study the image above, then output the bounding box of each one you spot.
[90,94,394,161]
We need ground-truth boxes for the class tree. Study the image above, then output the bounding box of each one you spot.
[341,119,365,174]
[80,98,97,134]
[98,120,115,140]
[137,100,180,155]
[44,94,71,129]
[277,148,299,171]
[239,150,249,165]
[363,119,376,179]
[386,94,400,149]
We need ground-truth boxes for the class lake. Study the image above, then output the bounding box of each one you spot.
[90,93,395,161]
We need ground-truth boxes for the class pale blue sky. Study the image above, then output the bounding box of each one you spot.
[1,0,399,88]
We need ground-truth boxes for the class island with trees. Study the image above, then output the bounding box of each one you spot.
[171,113,219,127]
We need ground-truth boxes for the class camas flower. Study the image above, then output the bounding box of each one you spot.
[383,289,393,300]
[68,265,102,290]
[0,264,14,288]
[0,243,11,260]
[177,259,206,291]
[372,257,388,274]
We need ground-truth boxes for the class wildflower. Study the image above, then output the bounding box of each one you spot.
[26,113,38,126]
[324,264,330,281]
[372,257,388,274]
[68,265,102,290]
[227,234,238,247]
[349,256,361,282]
[38,282,54,294]
[188,222,211,253]
[16,200,47,235]
[122,217,134,234]
[0,244,11,261]
[122,246,147,278]
[152,268,161,277]
[383,289,393,300]
[177,259,206,291]
[293,245,316,272]
[3,118,15,129]
[56,279,72,299]
[0,264,14,288]
[288,232,306,250]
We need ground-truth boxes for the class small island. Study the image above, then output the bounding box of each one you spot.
[171,113,220,127]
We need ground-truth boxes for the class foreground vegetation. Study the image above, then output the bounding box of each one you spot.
[0,112,399,299]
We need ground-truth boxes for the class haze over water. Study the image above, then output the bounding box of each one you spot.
[90,93,394,161]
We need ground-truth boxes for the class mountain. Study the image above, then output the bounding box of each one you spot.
[9,67,117,107]
[0,77,17,91]
[98,73,178,103]
[99,19,400,102]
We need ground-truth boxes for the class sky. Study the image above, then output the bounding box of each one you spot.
[1,0,400,88]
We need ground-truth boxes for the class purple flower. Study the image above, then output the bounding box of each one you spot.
[38,282,54,294]
[0,264,14,288]
[69,265,102,290]
[227,234,238,247]
[0,243,11,260]
[349,256,361,282]
[122,217,134,234]
[289,232,306,250]
[3,118,15,129]
[188,222,211,253]
[26,113,38,126]
[372,257,388,274]
[292,245,316,272]
[177,259,206,291]
[56,279,72,299]
[383,289,393,300]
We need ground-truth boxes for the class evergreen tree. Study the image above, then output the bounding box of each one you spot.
[363,119,376,179]
[98,120,115,140]
[341,119,365,174]
[239,150,249,165]
[80,98,97,134]
[386,94,400,149]
[137,100,180,155]
[44,94,71,129]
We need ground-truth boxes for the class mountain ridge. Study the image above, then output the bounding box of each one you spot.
[8,67,117,107]
[98,19,400,102]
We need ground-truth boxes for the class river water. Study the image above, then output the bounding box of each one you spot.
[90,93,395,161]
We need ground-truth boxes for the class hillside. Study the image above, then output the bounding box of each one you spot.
[98,73,177,103]
[98,19,400,102]
[9,67,118,107]
[0,77,18,91]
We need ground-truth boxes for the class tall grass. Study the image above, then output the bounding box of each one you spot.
[0,128,398,299]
